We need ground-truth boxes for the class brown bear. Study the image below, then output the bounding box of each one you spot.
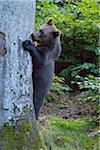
[22,19,62,119]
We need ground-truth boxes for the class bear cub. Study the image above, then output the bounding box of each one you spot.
[23,19,62,119]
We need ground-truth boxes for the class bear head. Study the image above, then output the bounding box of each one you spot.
[31,18,61,47]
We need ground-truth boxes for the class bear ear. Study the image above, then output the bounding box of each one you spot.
[53,30,60,38]
[47,18,53,25]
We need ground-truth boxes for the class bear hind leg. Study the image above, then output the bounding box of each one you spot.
[33,94,45,119]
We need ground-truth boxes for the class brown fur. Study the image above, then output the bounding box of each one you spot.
[31,18,61,47]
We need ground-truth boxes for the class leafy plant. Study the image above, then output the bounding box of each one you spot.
[36,0,99,82]
[60,63,98,78]
[75,74,99,92]
[75,75,99,112]
[51,76,71,94]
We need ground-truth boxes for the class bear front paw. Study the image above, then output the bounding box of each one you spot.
[22,40,31,50]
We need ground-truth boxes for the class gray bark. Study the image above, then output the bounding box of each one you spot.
[0,0,36,124]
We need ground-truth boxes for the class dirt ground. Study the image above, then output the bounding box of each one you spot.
[40,93,97,120]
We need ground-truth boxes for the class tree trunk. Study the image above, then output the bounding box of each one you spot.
[0,0,46,149]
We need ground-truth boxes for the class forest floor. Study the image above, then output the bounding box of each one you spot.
[38,92,99,150]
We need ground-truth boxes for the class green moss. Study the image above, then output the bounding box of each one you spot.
[0,120,47,150]
[41,116,99,150]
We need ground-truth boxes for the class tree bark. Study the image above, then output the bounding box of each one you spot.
[0,0,46,149]
[0,0,35,125]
